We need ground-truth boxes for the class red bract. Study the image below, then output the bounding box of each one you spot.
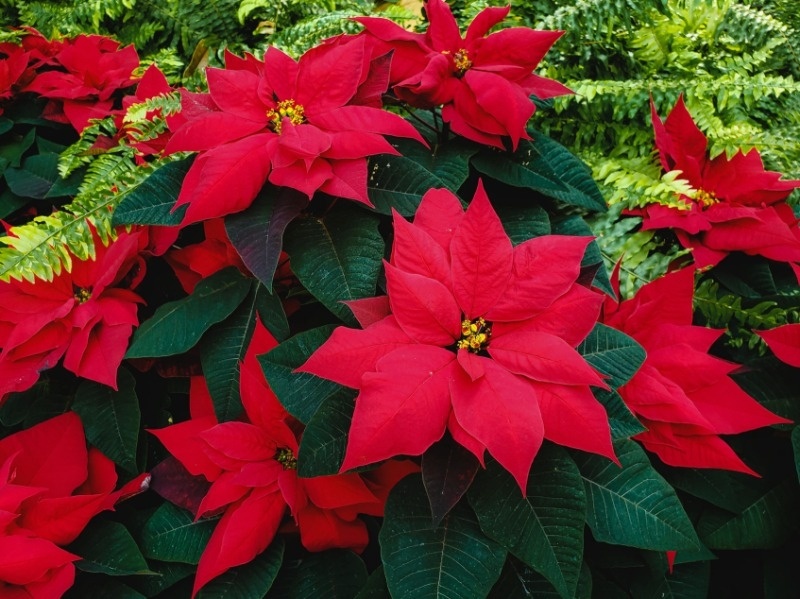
[633,96,800,268]
[150,321,414,596]
[165,37,425,225]
[355,0,571,149]
[0,412,148,598]
[300,183,614,493]
[602,267,790,474]
[0,44,30,112]
[758,324,800,368]
[23,34,139,132]
[0,229,146,399]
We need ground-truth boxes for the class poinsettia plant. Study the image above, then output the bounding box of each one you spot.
[2,0,800,597]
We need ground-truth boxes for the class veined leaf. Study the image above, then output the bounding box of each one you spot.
[70,519,151,576]
[140,503,217,565]
[112,156,192,226]
[381,475,506,599]
[197,538,284,598]
[297,387,356,477]
[266,550,367,599]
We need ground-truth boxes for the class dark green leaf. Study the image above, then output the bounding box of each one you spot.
[354,566,390,599]
[495,202,551,245]
[367,136,475,216]
[422,436,480,527]
[73,368,140,473]
[732,362,800,424]
[258,325,341,423]
[0,117,11,135]
[267,550,367,599]
[592,388,647,440]
[0,127,35,168]
[575,439,703,551]
[629,560,710,599]
[225,185,307,289]
[578,323,646,388]
[472,140,568,196]
[0,187,27,219]
[65,576,146,599]
[697,477,800,549]
[255,280,290,341]
[793,427,800,484]
[664,466,773,514]
[5,152,60,198]
[140,502,217,564]
[70,519,151,576]
[112,157,192,226]
[381,475,506,599]
[126,560,194,597]
[297,387,356,477]
[126,268,251,358]
[285,204,384,325]
[198,538,284,598]
[551,215,613,296]
[469,446,585,599]
[489,557,592,599]
[200,281,258,422]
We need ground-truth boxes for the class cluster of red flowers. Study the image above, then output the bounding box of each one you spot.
[0,29,139,132]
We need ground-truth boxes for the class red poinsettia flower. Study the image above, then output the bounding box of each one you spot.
[601,267,790,474]
[354,0,571,149]
[150,321,414,596]
[758,324,800,368]
[632,96,800,268]
[0,412,148,598]
[300,183,614,493]
[23,34,139,132]
[164,37,425,225]
[0,44,30,112]
[0,228,147,399]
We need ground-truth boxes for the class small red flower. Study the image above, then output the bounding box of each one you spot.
[150,321,414,596]
[0,228,146,399]
[22,34,139,132]
[0,412,148,598]
[355,0,571,149]
[602,267,790,474]
[300,183,614,493]
[632,96,800,268]
[165,37,425,225]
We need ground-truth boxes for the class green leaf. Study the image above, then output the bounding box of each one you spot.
[225,185,307,289]
[367,137,474,216]
[469,446,585,599]
[200,281,258,422]
[5,153,60,199]
[381,475,506,599]
[697,477,800,549]
[0,117,12,136]
[423,435,480,527]
[112,157,191,226]
[629,561,710,599]
[489,557,592,599]
[664,466,774,514]
[578,323,646,388]
[65,576,146,599]
[126,560,194,597]
[297,387,356,477]
[793,427,800,484]
[126,267,252,358]
[0,127,35,169]
[495,202,551,245]
[255,279,290,341]
[0,187,27,219]
[354,566,390,599]
[70,519,151,576]
[592,388,647,440]
[140,503,217,564]
[529,130,607,212]
[575,439,703,551]
[284,204,384,325]
[258,325,342,423]
[198,538,284,598]
[267,550,367,599]
[472,140,569,197]
[72,368,140,473]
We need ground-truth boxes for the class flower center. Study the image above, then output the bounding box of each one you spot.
[267,99,306,134]
[275,447,297,470]
[694,188,719,208]
[442,48,472,76]
[457,317,492,352]
[73,287,92,303]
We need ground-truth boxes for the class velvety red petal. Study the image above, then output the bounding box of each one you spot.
[310,104,424,144]
[391,209,451,282]
[340,345,456,471]
[318,158,372,204]
[148,417,222,481]
[206,67,266,122]
[449,181,513,318]
[261,47,298,105]
[489,330,607,387]
[0,536,77,586]
[302,474,379,511]
[62,320,134,389]
[465,5,510,40]
[200,422,276,462]
[532,382,616,462]
[192,488,286,596]
[450,358,543,494]
[165,111,266,154]
[658,95,708,184]
[197,472,250,518]
[758,323,800,367]
[297,315,413,388]
[19,493,108,545]
[343,295,391,328]
[688,376,789,434]
[425,0,463,51]
[474,28,561,75]
[296,504,368,552]
[413,187,465,250]
[384,262,461,345]
[297,36,365,112]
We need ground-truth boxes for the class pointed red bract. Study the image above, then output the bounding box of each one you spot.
[356,0,571,148]
[631,96,800,268]
[758,324,800,368]
[302,184,613,492]
[166,37,424,225]
[602,267,789,474]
